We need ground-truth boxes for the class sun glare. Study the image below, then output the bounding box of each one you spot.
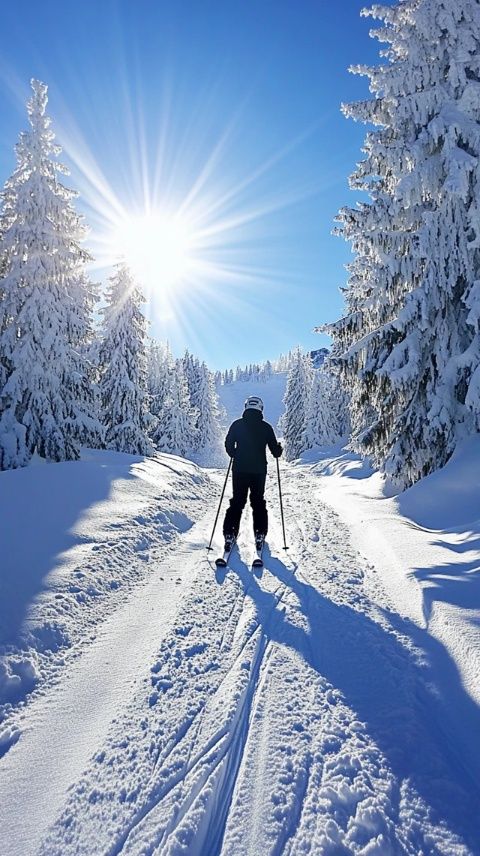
[111,213,196,292]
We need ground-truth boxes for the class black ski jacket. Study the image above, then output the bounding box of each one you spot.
[225,409,282,474]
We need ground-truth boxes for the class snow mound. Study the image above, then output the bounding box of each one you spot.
[0,449,212,712]
[303,437,480,770]
[396,435,480,530]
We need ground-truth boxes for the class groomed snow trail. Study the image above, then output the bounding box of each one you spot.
[35,465,480,856]
[0,529,209,856]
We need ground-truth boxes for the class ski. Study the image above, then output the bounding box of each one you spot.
[252,537,265,568]
[215,539,236,568]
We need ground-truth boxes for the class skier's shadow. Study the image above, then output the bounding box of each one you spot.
[223,546,480,849]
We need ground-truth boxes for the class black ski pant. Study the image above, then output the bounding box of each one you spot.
[223,471,268,538]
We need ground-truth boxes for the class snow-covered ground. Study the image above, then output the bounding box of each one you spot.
[1,373,480,855]
[304,437,480,777]
[0,451,213,737]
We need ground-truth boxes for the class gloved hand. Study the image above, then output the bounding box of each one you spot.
[275,443,283,458]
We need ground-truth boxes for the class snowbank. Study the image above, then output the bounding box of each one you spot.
[304,437,480,724]
[396,435,480,529]
[0,449,212,717]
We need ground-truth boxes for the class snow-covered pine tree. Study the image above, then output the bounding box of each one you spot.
[181,350,201,451]
[65,271,104,451]
[182,350,196,399]
[98,263,153,455]
[304,367,350,449]
[0,79,101,470]
[324,0,480,488]
[0,175,19,407]
[147,340,172,425]
[281,349,313,460]
[154,358,197,457]
[191,361,223,455]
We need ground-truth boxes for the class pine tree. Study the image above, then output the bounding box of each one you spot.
[182,350,196,398]
[182,351,202,451]
[98,264,153,455]
[192,361,223,454]
[154,359,197,457]
[0,79,101,469]
[281,349,313,460]
[305,368,350,449]
[65,271,104,450]
[147,340,171,422]
[325,0,480,488]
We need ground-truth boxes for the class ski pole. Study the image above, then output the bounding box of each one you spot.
[207,457,233,552]
[276,456,288,551]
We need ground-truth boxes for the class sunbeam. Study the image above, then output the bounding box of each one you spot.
[0,47,329,361]
[64,104,323,325]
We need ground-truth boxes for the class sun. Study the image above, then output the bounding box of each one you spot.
[111,212,196,292]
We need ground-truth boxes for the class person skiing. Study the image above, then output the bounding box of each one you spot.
[222,395,282,551]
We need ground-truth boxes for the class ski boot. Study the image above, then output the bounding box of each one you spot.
[224,532,235,553]
[255,531,265,551]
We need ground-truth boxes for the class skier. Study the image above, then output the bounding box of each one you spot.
[222,396,282,552]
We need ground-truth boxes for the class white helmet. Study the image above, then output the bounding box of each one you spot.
[244,396,264,412]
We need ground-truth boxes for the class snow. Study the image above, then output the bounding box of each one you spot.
[1,375,480,855]
[396,435,480,529]
[305,436,480,777]
[0,515,214,856]
[217,372,288,433]
[0,449,212,709]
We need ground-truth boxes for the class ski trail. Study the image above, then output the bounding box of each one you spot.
[101,560,283,856]
[152,632,271,856]
[0,506,213,856]
[38,466,480,856]
[38,519,292,856]
[221,478,480,855]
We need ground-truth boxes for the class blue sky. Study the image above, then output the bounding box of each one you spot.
[0,0,384,370]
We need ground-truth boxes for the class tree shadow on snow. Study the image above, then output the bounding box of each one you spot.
[413,534,480,624]
[0,454,138,700]
[223,546,480,850]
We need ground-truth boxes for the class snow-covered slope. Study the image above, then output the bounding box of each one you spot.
[1,384,480,855]
[307,437,480,766]
[0,450,212,720]
[10,466,478,856]
[396,435,480,529]
[217,372,287,433]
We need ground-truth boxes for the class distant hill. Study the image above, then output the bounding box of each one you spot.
[217,372,288,433]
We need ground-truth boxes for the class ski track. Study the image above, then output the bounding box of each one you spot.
[8,465,480,855]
